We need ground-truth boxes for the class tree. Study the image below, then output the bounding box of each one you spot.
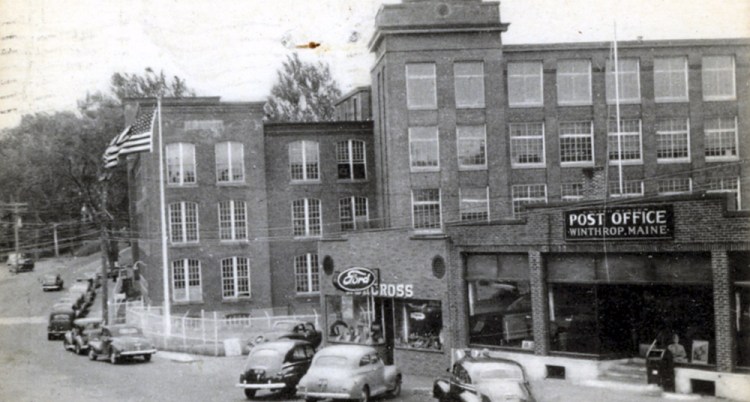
[110,67,195,102]
[264,53,342,122]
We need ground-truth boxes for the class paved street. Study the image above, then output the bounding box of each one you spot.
[0,255,738,402]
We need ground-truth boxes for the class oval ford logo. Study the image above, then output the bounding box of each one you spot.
[334,267,377,292]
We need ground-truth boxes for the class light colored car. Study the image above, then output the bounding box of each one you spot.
[7,252,34,273]
[41,274,64,291]
[432,351,535,402]
[297,344,401,402]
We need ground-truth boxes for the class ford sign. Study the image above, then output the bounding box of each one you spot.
[333,267,377,292]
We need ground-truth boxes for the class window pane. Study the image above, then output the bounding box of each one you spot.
[559,121,593,164]
[557,60,591,105]
[654,57,688,102]
[455,62,485,108]
[606,58,641,104]
[508,62,543,107]
[406,63,437,109]
[457,125,486,168]
[409,127,439,169]
[460,187,489,222]
[413,189,441,230]
[395,299,443,350]
[509,122,545,166]
[705,117,738,159]
[656,118,689,161]
[608,119,642,162]
[703,56,735,100]
[511,184,546,217]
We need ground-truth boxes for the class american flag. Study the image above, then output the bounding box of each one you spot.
[102,107,156,169]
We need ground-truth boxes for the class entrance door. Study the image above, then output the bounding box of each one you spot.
[375,298,395,365]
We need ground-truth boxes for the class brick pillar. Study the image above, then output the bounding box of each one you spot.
[529,250,550,355]
[712,248,735,372]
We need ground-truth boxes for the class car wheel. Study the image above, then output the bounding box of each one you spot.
[388,375,402,398]
[109,351,118,364]
[358,385,370,402]
[243,389,256,399]
[88,349,97,361]
[74,343,81,355]
[47,334,53,341]
[143,354,152,362]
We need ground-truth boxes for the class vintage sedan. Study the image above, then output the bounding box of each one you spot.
[47,306,76,340]
[433,351,535,402]
[69,281,95,307]
[236,339,315,399]
[249,321,322,349]
[41,274,64,291]
[87,324,156,364]
[63,317,102,354]
[7,252,34,273]
[297,344,401,402]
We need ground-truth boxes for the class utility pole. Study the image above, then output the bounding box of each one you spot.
[52,223,59,258]
[99,186,110,325]
[0,202,29,270]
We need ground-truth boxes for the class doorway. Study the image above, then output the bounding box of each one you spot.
[375,298,395,364]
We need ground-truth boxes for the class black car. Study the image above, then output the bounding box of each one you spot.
[248,321,322,350]
[236,339,315,399]
[48,307,76,340]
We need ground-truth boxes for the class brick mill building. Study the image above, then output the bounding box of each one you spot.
[126,0,750,397]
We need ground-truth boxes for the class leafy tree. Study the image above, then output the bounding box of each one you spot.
[110,67,195,102]
[264,53,342,122]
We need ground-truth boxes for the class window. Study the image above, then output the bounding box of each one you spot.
[409,127,439,171]
[221,257,251,299]
[406,63,437,109]
[412,189,441,231]
[654,57,688,102]
[294,253,319,294]
[395,299,443,351]
[658,178,692,195]
[608,119,642,164]
[325,295,386,346]
[702,56,736,101]
[339,197,369,231]
[337,140,366,180]
[559,121,594,165]
[454,62,485,108]
[457,125,486,169]
[606,58,641,104]
[508,62,543,107]
[215,141,244,183]
[168,202,199,243]
[511,184,547,218]
[292,198,321,237]
[166,143,196,185]
[706,177,741,209]
[561,183,584,201]
[705,117,738,161]
[608,180,644,198]
[557,60,591,105]
[656,118,690,163]
[172,259,202,302]
[218,200,247,241]
[289,141,319,181]
[460,187,489,222]
[509,122,545,167]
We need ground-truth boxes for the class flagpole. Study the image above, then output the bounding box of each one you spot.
[157,97,171,336]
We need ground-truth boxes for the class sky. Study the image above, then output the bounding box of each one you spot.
[1,0,748,130]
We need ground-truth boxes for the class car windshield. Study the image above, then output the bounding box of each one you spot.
[314,356,349,368]
[43,275,57,281]
[52,314,71,321]
[272,321,298,331]
[114,327,142,336]
[246,349,280,368]
[478,365,524,381]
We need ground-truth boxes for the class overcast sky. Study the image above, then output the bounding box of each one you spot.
[1,0,748,130]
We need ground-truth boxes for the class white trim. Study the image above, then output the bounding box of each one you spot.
[508,61,544,108]
[654,56,689,103]
[409,126,440,172]
[454,61,486,109]
[607,119,643,165]
[456,125,488,171]
[656,118,691,164]
[702,55,736,101]
[510,122,546,168]
[411,189,442,232]
[705,116,740,162]
[406,63,437,110]
[559,120,595,166]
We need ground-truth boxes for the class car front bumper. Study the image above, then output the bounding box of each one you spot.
[235,381,287,390]
[118,349,157,356]
[296,387,351,400]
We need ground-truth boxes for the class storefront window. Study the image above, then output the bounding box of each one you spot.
[733,252,750,368]
[395,299,443,351]
[549,284,598,354]
[325,295,384,346]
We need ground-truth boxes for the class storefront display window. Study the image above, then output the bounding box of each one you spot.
[549,284,598,354]
[325,295,384,345]
[395,299,443,351]
[733,252,750,368]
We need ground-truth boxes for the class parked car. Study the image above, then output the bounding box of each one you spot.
[58,292,86,316]
[7,252,34,273]
[78,272,102,289]
[236,339,315,399]
[63,317,102,355]
[41,273,64,291]
[297,344,401,402]
[249,321,322,349]
[433,351,535,402]
[47,306,76,340]
[69,281,95,306]
[87,324,156,364]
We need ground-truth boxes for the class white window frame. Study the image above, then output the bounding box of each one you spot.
[511,184,547,218]
[406,63,437,110]
[218,200,248,241]
[339,196,369,231]
[657,178,693,195]
[706,177,742,209]
[557,59,592,106]
[289,140,320,182]
[508,61,544,107]
[654,57,689,103]
[166,143,197,186]
[561,182,585,201]
[292,198,322,238]
[221,256,251,299]
[509,122,546,168]
[457,125,487,170]
[609,180,645,198]
[454,61,485,108]
[656,118,691,164]
[559,121,594,166]
[411,189,442,232]
[608,119,643,165]
[606,58,641,104]
[337,140,367,181]
[702,56,736,101]
[705,117,739,162]
[459,187,490,222]
[294,253,319,295]
[168,202,199,244]
[409,126,440,172]
[215,141,245,184]
[171,259,202,303]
